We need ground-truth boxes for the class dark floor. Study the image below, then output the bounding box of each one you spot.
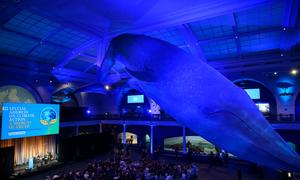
[17,150,299,180]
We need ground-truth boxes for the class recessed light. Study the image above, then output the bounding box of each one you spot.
[290,69,298,75]
[105,85,110,90]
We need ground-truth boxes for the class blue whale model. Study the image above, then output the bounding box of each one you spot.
[100,34,300,171]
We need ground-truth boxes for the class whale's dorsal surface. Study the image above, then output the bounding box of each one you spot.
[125,65,158,82]
[101,34,300,172]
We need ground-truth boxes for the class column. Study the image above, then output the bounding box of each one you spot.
[123,124,126,144]
[150,125,154,154]
[99,123,103,133]
[182,126,187,154]
[75,126,79,136]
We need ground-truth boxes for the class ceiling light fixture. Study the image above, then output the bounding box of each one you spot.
[290,69,298,75]
[105,85,111,90]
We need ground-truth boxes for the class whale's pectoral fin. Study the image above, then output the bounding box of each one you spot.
[97,46,116,82]
[125,66,158,82]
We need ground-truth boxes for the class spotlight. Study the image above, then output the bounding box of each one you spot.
[280,53,284,57]
[105,85,111,90]
[288,172,291,178]
[290,69,298,75]
[86,109,91,115]
[148,109,152,113]
[273,72,277,75]
[49,80,52,83]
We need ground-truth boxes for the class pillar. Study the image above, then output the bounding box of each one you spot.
[75,126,79,136]
[150,125,154,154]
[183,126,187,154]
[99,123,103,133]
[123,124,126,144]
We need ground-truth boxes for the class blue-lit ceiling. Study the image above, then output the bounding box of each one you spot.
[145,27,186,46]
[0,0,299,77]
[64,58,94,72]
[188,15,234,41]
[4,10,60,39]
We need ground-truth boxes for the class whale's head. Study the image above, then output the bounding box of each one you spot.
[108,33,188,82]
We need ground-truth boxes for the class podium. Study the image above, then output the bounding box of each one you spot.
[29,158,33,169]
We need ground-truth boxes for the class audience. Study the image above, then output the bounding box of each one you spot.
[45,148,198,180]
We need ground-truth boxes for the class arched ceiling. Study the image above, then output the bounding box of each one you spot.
[0,0,299,84]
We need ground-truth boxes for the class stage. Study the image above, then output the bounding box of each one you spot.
[10,160,63,179]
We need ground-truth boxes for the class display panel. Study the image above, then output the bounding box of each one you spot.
[127,95,144,103]
[256,103,270,113]
[164,136,216,153]
[244,88,260,99]
[1,103,60,140]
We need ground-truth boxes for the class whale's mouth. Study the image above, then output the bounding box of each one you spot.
[125,65,158,82]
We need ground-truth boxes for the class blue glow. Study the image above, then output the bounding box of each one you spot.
[276,77,295,103]
[127,95,144,103]
[1,103,60,140]
[86,109,91,114]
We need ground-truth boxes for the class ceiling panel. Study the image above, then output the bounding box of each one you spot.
[64,58,94,71]
[189,15,234,41]
[4,10,60,39]
[29,43,69,64]
[235,1,284,33]
[201,38,237,60]
[48,28,92,49]
[240,31,281,55]
[83,44,98,57]
[86,65,98,74]
[0,29,38,57]
[145,27,186,46]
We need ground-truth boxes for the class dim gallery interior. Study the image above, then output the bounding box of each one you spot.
[1,0,300,179]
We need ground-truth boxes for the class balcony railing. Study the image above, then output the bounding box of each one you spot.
[265,114,298,123]
[61,113,300,123]
[91,114,176,121]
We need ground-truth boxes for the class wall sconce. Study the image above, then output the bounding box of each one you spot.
[276,82,294,96]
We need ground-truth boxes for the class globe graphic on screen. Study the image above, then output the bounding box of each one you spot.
[40,108,56,122]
